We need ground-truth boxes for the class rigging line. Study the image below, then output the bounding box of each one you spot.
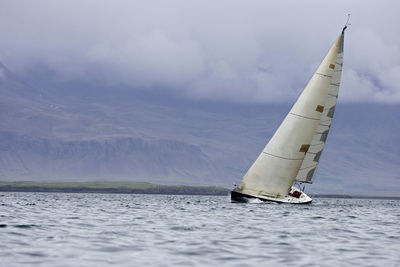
[315,72,333,78]
[289,113,319,120]
[345,13,351,27]
[306,152,317,155]
[262,151,303,161]
[320,116,333,120]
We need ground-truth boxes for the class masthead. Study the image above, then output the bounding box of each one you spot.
[342,14,351,33]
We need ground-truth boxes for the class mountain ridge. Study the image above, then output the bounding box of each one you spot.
[1,61,399,195]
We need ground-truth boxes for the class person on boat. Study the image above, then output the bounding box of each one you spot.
[289,191,302,198]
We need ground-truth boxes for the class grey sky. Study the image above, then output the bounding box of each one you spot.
[0,0,399,103]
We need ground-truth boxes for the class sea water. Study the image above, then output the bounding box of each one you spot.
[0,192,399,266]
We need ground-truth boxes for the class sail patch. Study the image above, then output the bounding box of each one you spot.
[299,144,310,153]
[316,105,324,113]
[329,64,335,69]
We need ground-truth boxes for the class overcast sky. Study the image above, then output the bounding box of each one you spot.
[0,0,399,103]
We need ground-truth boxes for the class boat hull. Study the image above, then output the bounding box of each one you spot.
[231,189,312,204]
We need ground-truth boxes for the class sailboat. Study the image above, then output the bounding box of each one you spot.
[231,26,347,204]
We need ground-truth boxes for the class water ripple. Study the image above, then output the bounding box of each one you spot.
[0,193,400,266]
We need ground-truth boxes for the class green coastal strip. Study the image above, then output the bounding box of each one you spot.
[0,181,230,196]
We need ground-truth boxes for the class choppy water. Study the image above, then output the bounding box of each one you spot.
[1,192,399,266]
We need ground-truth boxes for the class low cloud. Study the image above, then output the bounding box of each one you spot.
[0,0,399,103]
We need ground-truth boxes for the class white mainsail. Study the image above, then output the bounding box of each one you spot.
[295,34,344,183]
[236,31,345,199]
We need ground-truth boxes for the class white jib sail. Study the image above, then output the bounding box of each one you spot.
[237,32,344,199]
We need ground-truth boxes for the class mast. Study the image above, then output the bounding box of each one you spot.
[236,30,345,199]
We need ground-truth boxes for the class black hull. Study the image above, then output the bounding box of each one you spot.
[231,191,276,203]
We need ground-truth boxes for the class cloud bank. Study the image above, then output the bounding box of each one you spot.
[0,0,399,103]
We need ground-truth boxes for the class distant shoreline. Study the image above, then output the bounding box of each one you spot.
[310,194,400,200]
[0,181,230,196]
[0,181,399,199]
